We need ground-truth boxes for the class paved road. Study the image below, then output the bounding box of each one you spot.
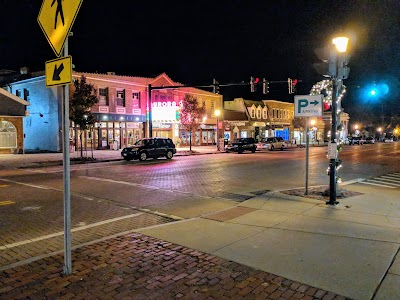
[1,143,400,298]
[1,144,400,260]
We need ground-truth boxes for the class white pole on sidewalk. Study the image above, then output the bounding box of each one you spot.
[63,35,72,275]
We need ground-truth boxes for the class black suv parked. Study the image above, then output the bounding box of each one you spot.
[121,138,176,161]
[225,137,257,154]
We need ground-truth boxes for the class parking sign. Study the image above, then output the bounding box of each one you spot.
[294,95,324,117]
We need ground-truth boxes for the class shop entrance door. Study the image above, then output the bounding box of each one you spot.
[201,130,213,145]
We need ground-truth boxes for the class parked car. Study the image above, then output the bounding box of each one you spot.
[348,136,364,145]
[364,137,375,144]
[225,137,257,154]
[121,138,176,161]
[257,137,287,151]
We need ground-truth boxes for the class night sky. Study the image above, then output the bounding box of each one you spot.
[1,0,400,125]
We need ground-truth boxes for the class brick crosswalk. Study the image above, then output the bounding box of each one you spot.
[0,233,346,300]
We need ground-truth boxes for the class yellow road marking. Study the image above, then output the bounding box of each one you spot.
[0,185,9,188]
[0,201,15,206]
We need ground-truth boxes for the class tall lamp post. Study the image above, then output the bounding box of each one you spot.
[327,36,349,205]
[215,109,221,150]
[354,124,359,136]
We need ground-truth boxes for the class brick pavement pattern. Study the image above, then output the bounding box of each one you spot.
[0,233,349,300]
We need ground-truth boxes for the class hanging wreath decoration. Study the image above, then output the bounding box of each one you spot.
[309,79,346,110]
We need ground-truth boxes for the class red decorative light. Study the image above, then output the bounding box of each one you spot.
[254,77,260,84]
[292,79,298,86]
[323,102,330,111]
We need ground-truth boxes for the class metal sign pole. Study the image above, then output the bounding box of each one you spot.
[62,36,72,275]
[305,117,309,195]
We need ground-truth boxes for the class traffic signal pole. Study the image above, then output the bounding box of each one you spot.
[147,84,153,138]
[145,81,250,138]
[145,78,298,137]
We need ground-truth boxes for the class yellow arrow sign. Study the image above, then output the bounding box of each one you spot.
[38,0,83,57]
[45,56,72,87]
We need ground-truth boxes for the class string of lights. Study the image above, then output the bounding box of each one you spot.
[310,79,346,105]
[310,79,346,186]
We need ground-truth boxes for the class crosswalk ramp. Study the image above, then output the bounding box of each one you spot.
[359,173,400,189]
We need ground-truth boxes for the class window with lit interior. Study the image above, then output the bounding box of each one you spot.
[0,121,17,148]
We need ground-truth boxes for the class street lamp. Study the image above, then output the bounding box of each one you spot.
[215,109,221,150]
[327,35,349,205]
[378,127,382,141]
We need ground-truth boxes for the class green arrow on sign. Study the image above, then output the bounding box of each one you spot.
[310,100,319,106]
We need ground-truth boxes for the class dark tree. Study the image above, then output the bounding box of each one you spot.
[70,75,99,158]
[179,94,206,152]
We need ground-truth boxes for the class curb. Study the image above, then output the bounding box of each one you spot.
[15,151,221,169]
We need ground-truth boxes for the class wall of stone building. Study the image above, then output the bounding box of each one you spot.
[11,77,63,152]
[0,116,23,154]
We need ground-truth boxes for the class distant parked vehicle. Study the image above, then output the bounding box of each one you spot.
[349,136,364,145]
[257,137,287,151]
[384,138,394,143]
[225,137,257,154]
[364,137,375,144]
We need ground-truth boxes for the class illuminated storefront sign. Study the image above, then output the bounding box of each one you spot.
[151,99,182,122]
[152,106,178,121]
[152,100,182,108]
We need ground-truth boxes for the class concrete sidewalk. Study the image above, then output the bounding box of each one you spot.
[0,145,221,169]
[136,185,400,300]
[0,148,399,299]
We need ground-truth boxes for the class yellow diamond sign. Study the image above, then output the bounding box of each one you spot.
[45,56,72,87]
[38,0,83,57]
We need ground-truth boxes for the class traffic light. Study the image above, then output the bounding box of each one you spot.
[262,78,269,94]
[337,55,350,80]
[313,46,338,78]
[213,78,220,94]
[288,78,298,94]
[250,77,259,92]
[364,83,389,100]
[313,45,350,79]
[292,79,298,93]
[369,89,377,96]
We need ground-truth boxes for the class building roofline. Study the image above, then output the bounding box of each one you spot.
[0,88,30,105]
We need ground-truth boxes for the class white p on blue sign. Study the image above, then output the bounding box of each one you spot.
[294,95,324,117]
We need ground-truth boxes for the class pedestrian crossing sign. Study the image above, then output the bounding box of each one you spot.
[38,0,83,57]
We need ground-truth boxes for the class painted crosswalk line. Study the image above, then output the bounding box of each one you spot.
[359,173,400,189]
[0,200,15,206]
